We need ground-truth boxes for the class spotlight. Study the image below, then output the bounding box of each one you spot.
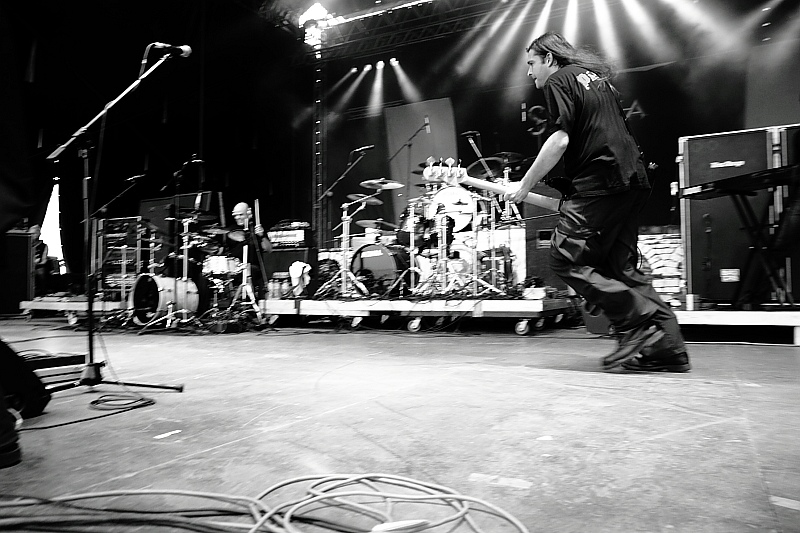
[376,60,385,70]
[350,67,358,73]
[363,64,373,72]
[389,57,399,66]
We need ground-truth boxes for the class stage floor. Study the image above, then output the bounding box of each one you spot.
[1,317,798,532]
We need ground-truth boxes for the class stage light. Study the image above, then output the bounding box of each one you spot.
[299,3,329,28]
[592,0,622,62]
[389,57,399,66]
[563,0,580,43]
[368,59,385,116]
[390,58,422,102]
[376,60,385,70]
[363,64,373,72]
[619,0,679,62]
[350,67,358,73]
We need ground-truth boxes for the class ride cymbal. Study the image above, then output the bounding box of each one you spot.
[360,178,405,190]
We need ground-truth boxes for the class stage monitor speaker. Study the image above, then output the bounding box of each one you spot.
[262,248,319,295]
[678,127,779,303]
[0,339,50,419]
[0,232,34,314]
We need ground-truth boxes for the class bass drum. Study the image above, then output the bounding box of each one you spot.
[427,186,473,232]
[351,244,420,296]
[128,274,199,326]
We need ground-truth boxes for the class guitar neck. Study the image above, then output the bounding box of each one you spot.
[459,176,561,212]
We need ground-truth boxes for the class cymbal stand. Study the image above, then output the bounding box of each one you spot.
[445,194,503,298]
[139,218,203,332]
[499,167,523,225]
[313,199,369,298]
[228,212,264,324]
[387,200,426,295]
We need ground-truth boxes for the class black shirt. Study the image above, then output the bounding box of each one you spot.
[543,65,649,197]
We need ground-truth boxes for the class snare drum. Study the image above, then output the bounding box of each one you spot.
[128,274,199,325]
[202,255,242,275]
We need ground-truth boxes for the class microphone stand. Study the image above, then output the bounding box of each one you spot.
[388,120,428,195]
[45,51,183,394]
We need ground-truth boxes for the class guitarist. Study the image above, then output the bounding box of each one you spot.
[504,32,690,373]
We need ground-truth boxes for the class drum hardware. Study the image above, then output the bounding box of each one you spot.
[314,196,375,298]
[227,200,265,325]
[136,217,205,332]
[385,200,432,296]
[347,193,384,206]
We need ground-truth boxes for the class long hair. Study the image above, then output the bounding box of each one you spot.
[527,32,614,80]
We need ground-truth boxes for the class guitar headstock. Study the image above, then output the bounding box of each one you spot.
[422,157,468,185]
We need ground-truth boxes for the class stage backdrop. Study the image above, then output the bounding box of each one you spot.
[384,98,458,227]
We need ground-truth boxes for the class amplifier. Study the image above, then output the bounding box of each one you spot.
[678,126,792,304]
[267,228,314,248]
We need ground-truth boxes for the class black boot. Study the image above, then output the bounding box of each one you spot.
[622,352,692,373]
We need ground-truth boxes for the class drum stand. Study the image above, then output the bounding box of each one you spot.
[387,201,427,296]
[228,240,264,324]
[451,195,504,297]
[314,199,370,298]
[139,218,203,332]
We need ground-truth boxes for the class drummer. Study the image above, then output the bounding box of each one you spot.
[225,202,272,295]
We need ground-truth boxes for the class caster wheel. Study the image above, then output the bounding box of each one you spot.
[407,317,422,332]
[515,320,530,335]
[351,316,363,329]
[533,318,546,331]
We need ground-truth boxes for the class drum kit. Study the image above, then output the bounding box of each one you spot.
[127,207,262,332]
[316,152,530,299]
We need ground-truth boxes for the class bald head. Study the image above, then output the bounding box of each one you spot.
[232,202,251,227]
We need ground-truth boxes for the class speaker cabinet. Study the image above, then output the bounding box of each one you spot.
[0,232,35,314]
[678,127,783,304]
[523,201,567,290]
[262,248,319,295]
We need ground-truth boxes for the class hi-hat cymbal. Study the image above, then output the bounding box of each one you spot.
[347,194,384,206]
[360,178,405,190]
[202,226,230,236]
[356,219,399,230]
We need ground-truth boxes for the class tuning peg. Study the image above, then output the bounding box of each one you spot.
[445,157,456,167]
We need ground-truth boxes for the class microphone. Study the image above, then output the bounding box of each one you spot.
[460,130,480,137]
[153,43,192,58]
[424,115,431,134]
[126,174,146,182]
[352,145,375,152]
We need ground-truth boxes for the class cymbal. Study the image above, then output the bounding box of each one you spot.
[491,152,527,165]
[406,196,431,204]
[177,208,217,223]
[228,229,246,242]
[466,158,504,180]
[202,226,230,235]
[356,219,399,230]
[360,178,404,190]
[347,194,383,206]
[141,237,174,247]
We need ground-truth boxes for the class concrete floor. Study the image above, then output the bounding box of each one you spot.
[1,316,799,532]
